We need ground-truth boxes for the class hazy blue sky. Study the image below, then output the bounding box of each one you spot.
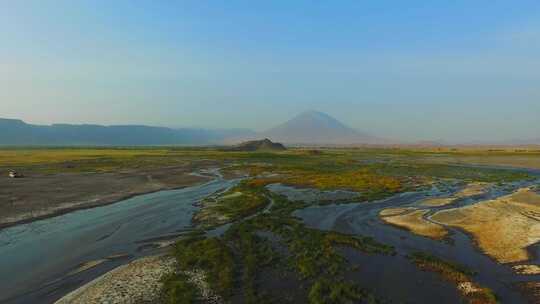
[1,1,539,142]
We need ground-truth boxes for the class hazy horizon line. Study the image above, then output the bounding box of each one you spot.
[2,113,538,145]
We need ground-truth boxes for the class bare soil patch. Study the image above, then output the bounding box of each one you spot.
[513,264,540,275]
[420,182,490,207]
[55,255,175,304]
[379,207,415,217]
[431,187,540,263]
[420,198,455,207]
[0,163,213,228]
[381,209,448,239]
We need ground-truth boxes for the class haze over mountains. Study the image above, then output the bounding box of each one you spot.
[0,118,254,146]
[0,112,538,146]
[260,111,381,145]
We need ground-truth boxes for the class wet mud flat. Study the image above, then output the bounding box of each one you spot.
[279,183,537,303]
[0,175,239,304]
[0,161,219,229]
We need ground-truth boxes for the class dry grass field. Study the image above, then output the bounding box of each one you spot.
[414,149,540,170]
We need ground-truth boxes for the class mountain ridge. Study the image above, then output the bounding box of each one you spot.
[260,111,380,145]
[0,118,254,146]
[1,115,538,146]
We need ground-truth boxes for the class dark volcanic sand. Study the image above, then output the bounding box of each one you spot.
[0,163,219,229]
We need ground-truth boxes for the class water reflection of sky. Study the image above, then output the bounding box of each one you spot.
[0,177,238,303]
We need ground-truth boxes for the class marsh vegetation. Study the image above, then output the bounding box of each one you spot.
[408,252,498,304]
[2,147,538,303]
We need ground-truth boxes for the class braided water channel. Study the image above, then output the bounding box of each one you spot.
[280,174,540,303]
[0,170,240,304]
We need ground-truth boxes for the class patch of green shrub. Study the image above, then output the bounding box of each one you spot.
[160,273,198,304]
[308,279,372,304]
[173,237,234,298]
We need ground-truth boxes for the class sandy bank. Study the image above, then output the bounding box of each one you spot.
[381,209,448,239]
[0,164,215,229]
[431,187,540,263]
[55,255,175,304]
[55,254,223,304]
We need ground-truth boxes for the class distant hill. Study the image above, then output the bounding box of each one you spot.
[0,118,255,146]
[225,138,286,151]
[261,111,380,145]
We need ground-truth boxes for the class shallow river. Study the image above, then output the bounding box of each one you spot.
[286,181,539,304]
[1,168,538,304]
[0,175,237,304]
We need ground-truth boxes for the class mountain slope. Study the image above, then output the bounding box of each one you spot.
[261,111,377,145]
[0,118,255,146]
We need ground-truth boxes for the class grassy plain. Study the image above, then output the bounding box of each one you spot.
[2,146,535,228]
[2,146,538,175]
[1,147,535,227]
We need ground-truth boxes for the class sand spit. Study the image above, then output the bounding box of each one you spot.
[67,259,108,276]
[55,255,223,304]
[379,207,415,217]
[420,182,490,207]
[454,182,490,197]
[380,209,448,239]
[55,255,175,304]
[512,264,540,275]
[431,187,540,263]
[420,197,455,207]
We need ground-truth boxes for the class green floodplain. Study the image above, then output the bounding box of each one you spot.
[2,147,540,303]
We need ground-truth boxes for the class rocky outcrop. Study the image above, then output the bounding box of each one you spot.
[224,138,286,151]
